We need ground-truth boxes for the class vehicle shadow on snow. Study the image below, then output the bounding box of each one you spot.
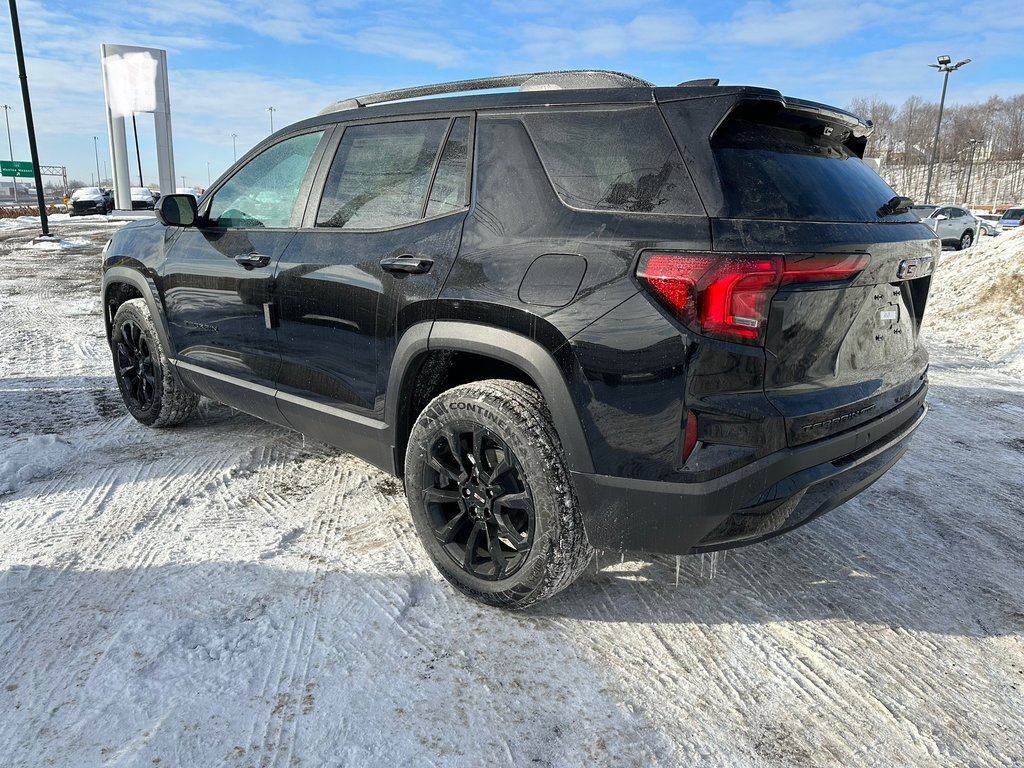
[538,379,1024,638]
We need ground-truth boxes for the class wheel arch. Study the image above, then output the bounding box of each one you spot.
[388,321,594,478]
[103,267,176,360]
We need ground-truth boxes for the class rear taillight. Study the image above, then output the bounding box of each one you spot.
[636,252,869,345]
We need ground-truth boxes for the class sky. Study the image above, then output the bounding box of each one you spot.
[1,0,1022,190]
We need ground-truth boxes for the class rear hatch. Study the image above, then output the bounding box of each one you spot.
[666,97,937,447]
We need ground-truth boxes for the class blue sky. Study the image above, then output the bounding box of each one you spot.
[1,0,1022,189]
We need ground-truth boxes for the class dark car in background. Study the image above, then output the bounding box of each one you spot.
[100,70,935,608]
[69,186,112,216]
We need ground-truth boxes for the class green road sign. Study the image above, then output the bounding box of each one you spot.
[0,160,35,178]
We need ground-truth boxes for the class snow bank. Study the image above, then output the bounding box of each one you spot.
[924,227,1024,375]
[0,434,75,495]
[18,236,93,250]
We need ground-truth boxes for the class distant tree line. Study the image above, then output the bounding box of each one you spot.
[849,94,1024,207]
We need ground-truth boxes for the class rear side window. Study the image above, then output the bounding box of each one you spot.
[1003,208,1024,219]
[521,106,701,215]
[316,119,452,229]
[709,106,907,222]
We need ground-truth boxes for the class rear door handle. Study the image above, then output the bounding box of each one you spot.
[234,252,271,269]
[380,255,434,275]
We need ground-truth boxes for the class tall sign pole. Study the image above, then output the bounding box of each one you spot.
[8,0,50,236]
[1,104,17,203]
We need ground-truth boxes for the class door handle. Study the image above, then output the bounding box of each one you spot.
[380,255,434,275]
[234,252,271,269]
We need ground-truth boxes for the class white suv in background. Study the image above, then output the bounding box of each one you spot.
[921,205,978,250]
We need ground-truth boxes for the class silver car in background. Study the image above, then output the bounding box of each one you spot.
[919,204,978,250]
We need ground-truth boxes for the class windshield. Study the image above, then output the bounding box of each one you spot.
[71,187,101,200]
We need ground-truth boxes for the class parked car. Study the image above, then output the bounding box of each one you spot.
[130,187,156,210]
[100,70,935,608]
[920,205,978,249]
[68,186,112,216]
[998,206,1024,228]
[175,186,205,200]
[973,213,1001,236]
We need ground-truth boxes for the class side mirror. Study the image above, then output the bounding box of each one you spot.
[155,194,198,227]
[934,214,948,221]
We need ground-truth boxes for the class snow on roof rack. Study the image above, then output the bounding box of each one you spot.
[318,70,654,115]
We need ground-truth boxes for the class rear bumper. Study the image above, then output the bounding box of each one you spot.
[572,383,927,555]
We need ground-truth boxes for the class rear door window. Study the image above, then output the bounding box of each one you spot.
[706,105,910,223]
[316,119,454,230]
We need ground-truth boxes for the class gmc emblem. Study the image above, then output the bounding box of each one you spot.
[897,256,933,280]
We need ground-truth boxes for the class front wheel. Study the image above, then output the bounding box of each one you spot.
[110,298,198,427]
[957,230,974,250]
[404,380,593,609]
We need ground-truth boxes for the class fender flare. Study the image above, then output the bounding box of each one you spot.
[102,266,178,363]
[387,321,594,474]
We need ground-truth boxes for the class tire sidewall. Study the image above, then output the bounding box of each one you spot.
[405,389,568,605]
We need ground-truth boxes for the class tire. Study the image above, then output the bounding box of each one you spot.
[110,298,198,427]
[404,380,593,609]
[957,230,974,250]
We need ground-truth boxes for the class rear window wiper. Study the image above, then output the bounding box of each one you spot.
[877,195,913,217]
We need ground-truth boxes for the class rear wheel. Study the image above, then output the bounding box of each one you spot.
[111,298,198,427]
[957,230,974,250]
[404,380,592,609]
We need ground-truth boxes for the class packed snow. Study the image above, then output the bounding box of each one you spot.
[1,218,1022,766]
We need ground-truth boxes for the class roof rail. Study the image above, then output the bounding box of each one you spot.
[318,70,654,115]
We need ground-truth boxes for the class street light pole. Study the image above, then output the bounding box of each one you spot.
[2,103,16,203]
[267,106,276,134]
[93,135,101,188]
[232,133,238,162]
[8,0,50,236]
[963,138,980,205]
[924,54,971,205]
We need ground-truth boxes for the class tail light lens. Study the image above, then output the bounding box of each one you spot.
[636,252,869,345]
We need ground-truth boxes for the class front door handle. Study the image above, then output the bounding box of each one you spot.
[234,252,271,269]
[380,255,434,275]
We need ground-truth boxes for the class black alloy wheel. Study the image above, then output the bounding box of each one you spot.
[110,298,198,427]
[423,426,534,580]
[116,318,157,412]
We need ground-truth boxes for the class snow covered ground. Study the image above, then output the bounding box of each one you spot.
[1,218,1022,767]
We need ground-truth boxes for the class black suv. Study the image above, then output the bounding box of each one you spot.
[101,70,936,608]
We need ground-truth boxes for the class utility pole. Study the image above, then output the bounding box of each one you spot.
[2,103,16,203]
[181,175,185,187]
[963,138,980,205]
[267,106,276,134]
[232,133,238,162]
[131,112,143,186]
[207,161,210,186]
[8,0,51,236]
[924,54,971,205]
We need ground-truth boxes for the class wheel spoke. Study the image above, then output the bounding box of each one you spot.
[434,509,468,544]
[494,491,531,513]
[469,426,487,474]
[482,453,512,485]
[423,487,461,506]
[494,512,529,551]
[444,432,470,479]
[485,526,506,578]
[427,453,464,485]
[463,521,484,571]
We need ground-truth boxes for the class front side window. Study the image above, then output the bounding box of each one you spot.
[208,131,324,228]
[316,119,452,230]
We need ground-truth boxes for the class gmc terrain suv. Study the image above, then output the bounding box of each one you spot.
[101,70,936,608]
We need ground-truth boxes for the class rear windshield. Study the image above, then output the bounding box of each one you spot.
[1003,208,1024,219]
[709,109,909,222]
